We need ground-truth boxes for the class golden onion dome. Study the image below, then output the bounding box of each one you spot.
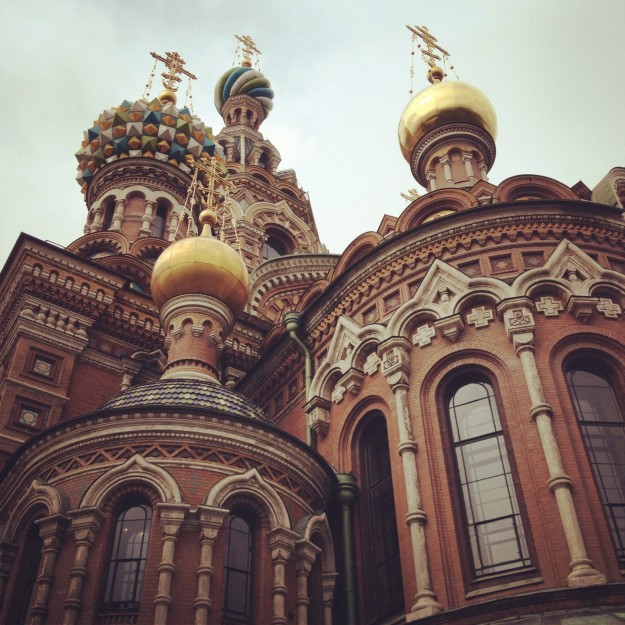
[398,79,497,162]
[151,210,250,316]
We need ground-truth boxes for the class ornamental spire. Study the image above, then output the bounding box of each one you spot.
[234,34,262,68]
[147,51,197,105]
[406,25,451,85]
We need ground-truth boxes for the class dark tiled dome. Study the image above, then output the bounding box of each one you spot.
[99,379,270,424]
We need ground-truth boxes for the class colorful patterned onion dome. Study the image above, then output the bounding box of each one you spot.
[75,97,217,193]
[214,66,274,117]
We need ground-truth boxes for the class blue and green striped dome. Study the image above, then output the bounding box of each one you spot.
[214,66,274,117]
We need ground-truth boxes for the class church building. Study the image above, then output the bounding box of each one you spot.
[0,30,624,625]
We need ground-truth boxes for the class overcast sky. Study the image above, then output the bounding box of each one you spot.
[1,0,623,269]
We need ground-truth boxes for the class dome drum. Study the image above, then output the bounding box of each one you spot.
[411,123,497,188]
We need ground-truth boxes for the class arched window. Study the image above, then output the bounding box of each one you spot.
[566,365,625,565]
[7,522,43,625]
[102,201,115,231]
[359,415,403,620]
[223,513,254,623]
[261,228,293,262]
[102,504,151,611]
[152,202,169,238]
[446,379,530,577]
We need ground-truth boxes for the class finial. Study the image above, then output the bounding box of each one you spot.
[234,35,262,68]
[185,156,235,236]
[400,188,421,203]
[149,51,197,105]
[406,25,451,84]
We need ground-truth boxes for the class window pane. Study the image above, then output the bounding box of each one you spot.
[569,366,625,565]
[449,380,530,577]
[223,514,253,620]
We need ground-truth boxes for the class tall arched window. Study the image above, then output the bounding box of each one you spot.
[102,504,151,611]
[566,365,625,565]
[7,522,43,625]
[447,379,530,578]
[223,513,254,623]
[152,202,169,238]
[360,416,403,620]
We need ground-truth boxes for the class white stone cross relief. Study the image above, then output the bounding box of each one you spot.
[466,306,494,328]
[331,384,346,404]
[597,298,622,318]
[535,296,563,316]
[364,352,381,376]
[412,324,436,347]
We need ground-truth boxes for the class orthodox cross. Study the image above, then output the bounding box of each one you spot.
[406,25,450,70]
[149,51,197,93]
[235,34,261,67]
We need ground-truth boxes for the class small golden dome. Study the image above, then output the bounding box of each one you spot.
[398,80,497,162]
[159,89,177,105]
[151,214,250,315]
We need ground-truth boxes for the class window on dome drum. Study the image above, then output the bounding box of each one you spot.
[566,367,625,565]
[262,236,287,261]
[102,505,151,611]
[447,380,531,578]
[152,203,169,238]
[360,416,403,620]
[8,523,43,625]
[223,514,254,623]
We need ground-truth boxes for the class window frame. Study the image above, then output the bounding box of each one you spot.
[564,355,625,567]
[440,369,534,586]
[100,503,152,613]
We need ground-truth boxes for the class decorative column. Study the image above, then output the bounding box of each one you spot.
[321,571,338,625]
[335,474,358,625]
[63,507,102,625]
[109,198,126,232]
[379,337,442,620]
[140,200,156,237]
[294,539,321,625]
[267,527,297,625]
[167,210,181,242]
[501,304,606,587]
[194,506,228,625]
[439,154,453,184]
[426,170,437,192]
[0,541,18,611]
[29,514,68,625]
[88,207,104,233]
[154,503,189,625]
[462,151,476,181]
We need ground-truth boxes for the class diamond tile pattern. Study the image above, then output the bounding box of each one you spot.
[100,379,270,424]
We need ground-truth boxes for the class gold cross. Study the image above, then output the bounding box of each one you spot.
[235,35,261,66]
[400,188,420,202]
[149,51,197,92]
[406,25,450,69]
[191,156,234,212]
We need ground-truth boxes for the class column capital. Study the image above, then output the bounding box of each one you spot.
[378,336,411,387]
[157,502,190,537]
[196,505,228,541]
[294,538,321,572]
[68,507,102,542]
[268,527,298,562]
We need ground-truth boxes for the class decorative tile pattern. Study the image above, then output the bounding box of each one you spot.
[76,98,216,193]
[100,379,269,423]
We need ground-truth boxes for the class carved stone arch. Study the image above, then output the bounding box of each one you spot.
[452,280,511,316]
[247,201,318,251]
[129,236,168,261]
[204,468,291,530]
[337,396,393,474]
[513,239,612,297]
[80,454,182,509]
[2,480,68,542]
[309,361,344,403]
[124,188,148,203]
[329,232,383,280]
[523,278,574,302]
[67,230,129,257]
[297,512,336,572]
[297,279,329,312]
[396,187,476,233]
[495,174,578,202]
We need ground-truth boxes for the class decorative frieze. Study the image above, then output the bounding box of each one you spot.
[597,297,621,318]
[412,324,436,347]
[363,351,381,375]
[535,296,563,316]
[466,306,494,328]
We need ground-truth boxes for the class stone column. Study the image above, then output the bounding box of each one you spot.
[379,337,442,619]
[267,527,297,625]
[88,207,104,233]
[194,506,228,625]
[426,170,437,192]
[154,503,189,625]
[0,541,18,611]
[321,571,337,625]
[462,151,476,181]
[29,514,68,625]
[109,198,126,232]
[139,200,156,237]
[63,507,102,625]
[501,304,606,587]
[167,210,181,242]
[294,539,321,625]
[439,154,453,184]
